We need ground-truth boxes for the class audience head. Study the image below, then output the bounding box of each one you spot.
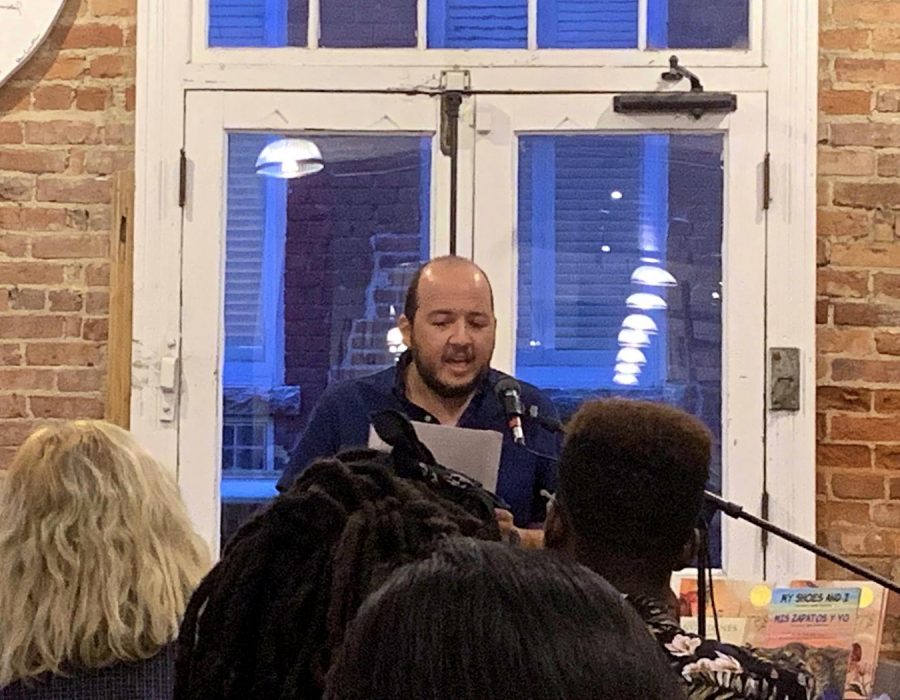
[0,420,210,686]
[325,539,686,700]
[175,451,501,699]
[546,398,712,578]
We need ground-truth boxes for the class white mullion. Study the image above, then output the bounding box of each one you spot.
[417,0,427,49]
[527,0,538,50]
[637,0,648,50]
[308,0,320,49]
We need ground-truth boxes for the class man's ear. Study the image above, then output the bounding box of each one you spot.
[544,502,570,551]
[674,528,702,571]
[398,314,412,347]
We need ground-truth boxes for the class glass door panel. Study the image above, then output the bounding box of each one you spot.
[182,92,456,551]
[473,94,766,579]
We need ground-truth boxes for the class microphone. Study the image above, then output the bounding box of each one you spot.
[494,377,526,446]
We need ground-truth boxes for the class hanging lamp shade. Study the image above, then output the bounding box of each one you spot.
[255,138,324,179]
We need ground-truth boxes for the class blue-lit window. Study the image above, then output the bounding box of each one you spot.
[209,0,750,49]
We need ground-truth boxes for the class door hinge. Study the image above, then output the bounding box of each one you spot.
[178,149,187,208]
[762,152,771,211]
[760,490,770,552]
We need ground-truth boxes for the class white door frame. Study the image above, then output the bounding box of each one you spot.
[133,1,817,576]
[179,90,459,548]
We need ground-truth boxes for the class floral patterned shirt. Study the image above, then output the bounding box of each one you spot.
[628,596,815,700]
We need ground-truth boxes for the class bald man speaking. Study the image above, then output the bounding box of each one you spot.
[277,256,559,528]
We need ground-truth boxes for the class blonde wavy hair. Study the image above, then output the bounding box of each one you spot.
[0,420,211,685]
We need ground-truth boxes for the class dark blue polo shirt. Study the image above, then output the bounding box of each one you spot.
[277,357,560,526]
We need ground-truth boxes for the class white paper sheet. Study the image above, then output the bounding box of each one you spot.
[368,420,503,492]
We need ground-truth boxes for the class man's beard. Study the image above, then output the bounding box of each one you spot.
[409,345,488,399]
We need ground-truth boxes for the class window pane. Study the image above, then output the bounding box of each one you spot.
[647,0,749,49]
[517,132,724,564]
[220,132,432,548]
[428,0,527,48]
[320,0,417,47]
[537,0,638,49]
[208,0,308,47]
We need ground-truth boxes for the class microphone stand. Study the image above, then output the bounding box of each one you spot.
[704,491,900,595]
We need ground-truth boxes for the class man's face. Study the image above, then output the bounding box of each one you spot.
[400,263,496,399]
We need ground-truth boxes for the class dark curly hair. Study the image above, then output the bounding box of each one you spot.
[174,451,501,700]
[557,398,711,565]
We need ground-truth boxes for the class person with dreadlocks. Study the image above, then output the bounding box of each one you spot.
[174,420,504,700]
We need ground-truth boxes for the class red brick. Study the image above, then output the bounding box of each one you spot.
[92,0,136,16]
[84,291,109,314]
[24,121,100,146]
[876,332,900,356]
[819,90,872,115]
[45,57,88,80]
[818,444,872,469]
[831,241,900,268]
[819,210,871,240]
[0,395,27,419]
[57,368,104,393]
[0,344,21,365]
[834,58,900,85]
[831,415,900,442]
[834,303,900,327]
[820,28,871,51]
[0,177,34,203]
[8,287,45,310]
[818,180,831,208]
[0,368,55,390]
[36,178,111,204]
[833,182,900,209]
[0,262,64,285]
[85,264,109,286]
[817,412,827,441]
[0,149,67,173]
[872,503,900,529]
[833,0,900,23]
[817,328,873,355]
[817,299,829,325]
[876,446,900,470]
[0,208,67,232]
[874,273,900,302]
[61,23,124,48]
[831,122,900,147]
[102,123,134,146]
[817,237,829,266]
[25,342,101,367]
[75,88,111,112]
[48,290,82,312]
[0,235,29,257]
[32,234,108,259]
[84,149,133,175]
[64,317,82,338]
[817,501,872,527]
[875,390,900,413]
[0,420,41,446]
[877,90,900,112]
[29,396,103,419]
[877,153,900,177]
[873,26,900,52]
[818,148,875,175]
[833,358,900,384]
[817,269,869,298]
[0,123,24,146]
[0,316,65,339]
[818,386,872,412]
[832,473,885,500]
[124,85,135,111]
[32,85,75,111]
[89,55,130,79]
[82,318,108,341]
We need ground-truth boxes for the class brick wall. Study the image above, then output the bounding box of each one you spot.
[818,0,900,659]
[0,0,134,467]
